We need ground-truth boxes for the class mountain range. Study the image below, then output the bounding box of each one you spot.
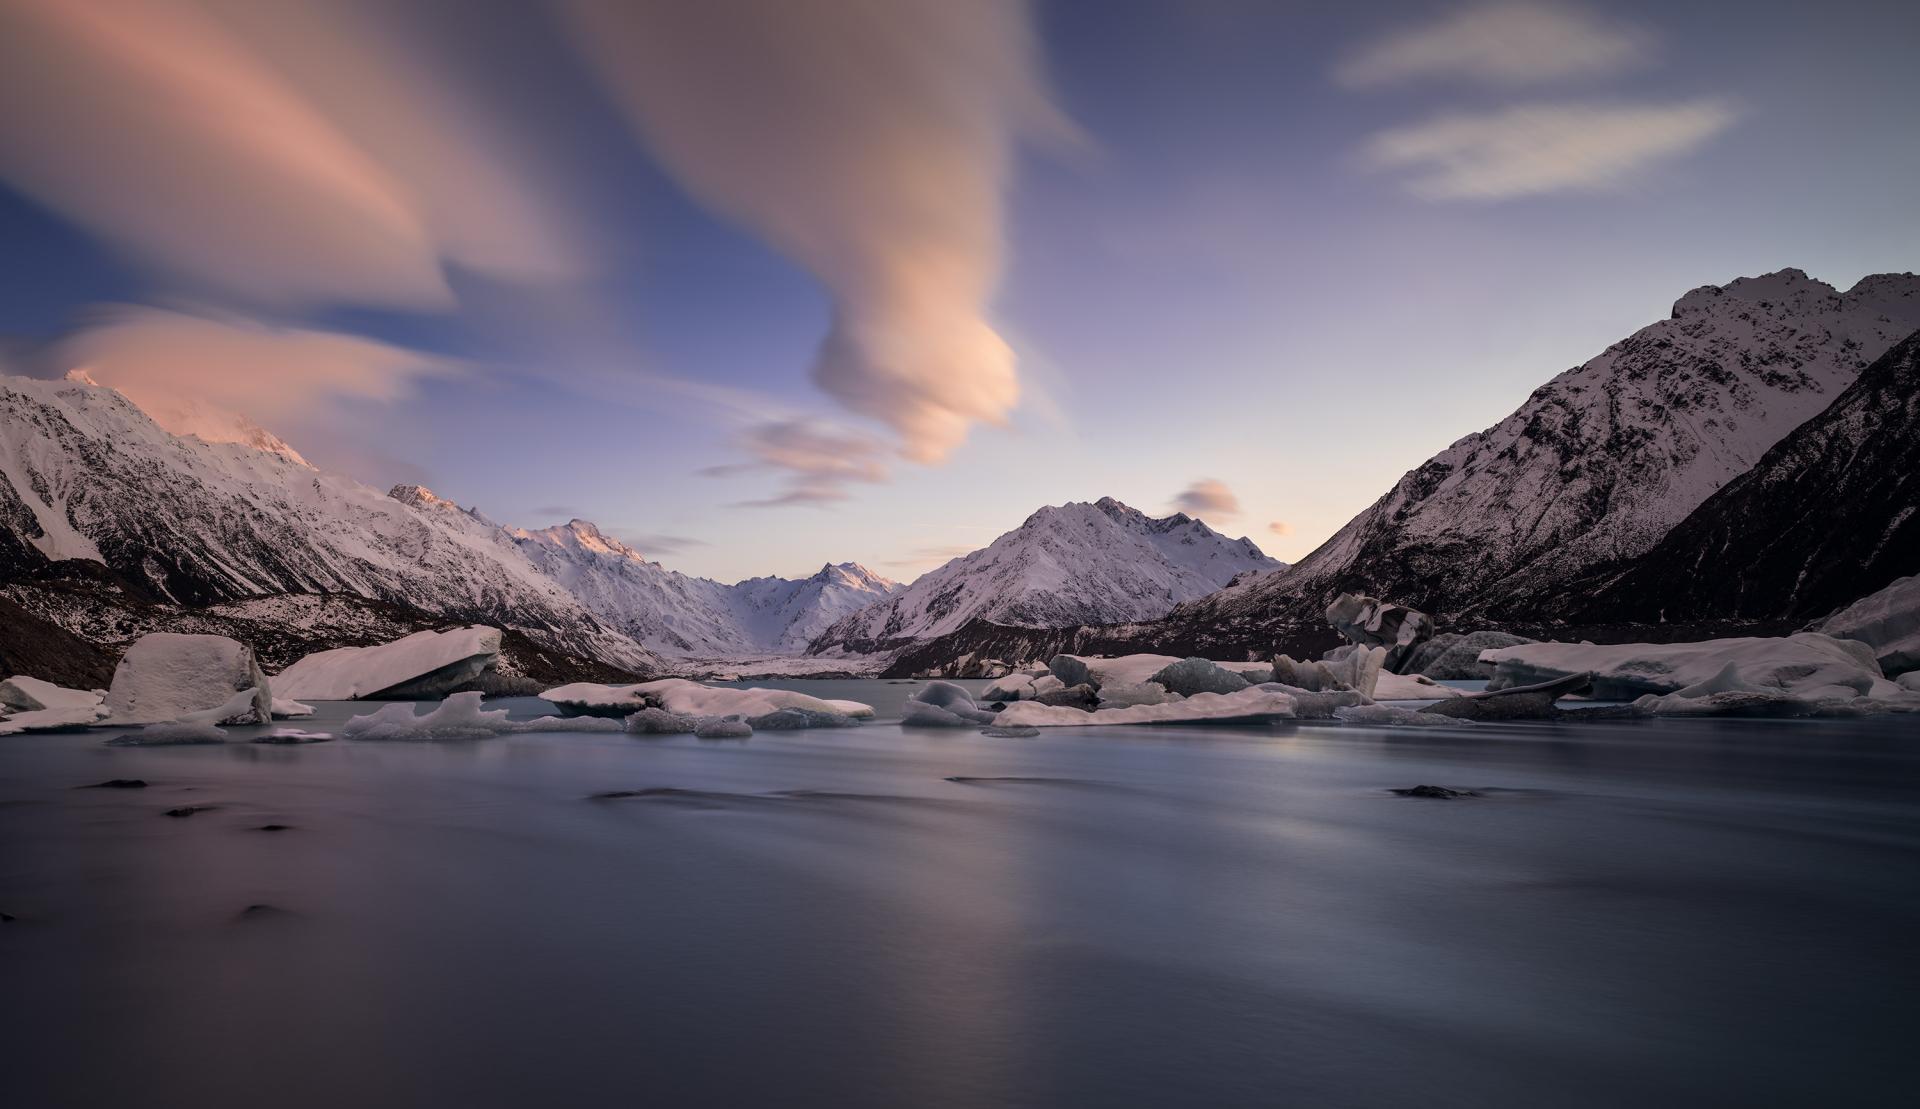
[3,267,1916,685]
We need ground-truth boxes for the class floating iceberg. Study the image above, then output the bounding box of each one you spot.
[541,678,873,721]
[340,691,623,739]
[982,670,1051,701]
[1049,654,1274,691]
[0,676,109,735]
[1371,671,1463,701]
[995,687,1295,728]
[1400,631,1533,679]
[1149,658,1249,697]
[901,682,997,727]
[275,626,502,700]
[104,633,272,726]
[1817,575,1920,678]
[1479,633,1889,702]
[1332,703,1464,727]
[1326,593,1435,671]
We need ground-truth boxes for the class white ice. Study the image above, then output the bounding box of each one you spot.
[103,633,273,726]
[996,687,1296,728]
[275,626,503,700]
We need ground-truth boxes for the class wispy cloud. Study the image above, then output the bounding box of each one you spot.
[1362,99,1736,200]
[1172,478,1241,520]
[1336,2,1651,89]
[58,304,455,445]
[883,543,979,569]
[700,419,892,508]
[1267,521,1293,537]
[562,0,1074,464]
[610,531,708,557]
[0,0,585,309]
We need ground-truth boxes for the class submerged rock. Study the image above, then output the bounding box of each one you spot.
[1390,785,1480,799]
[84,778,148,789]
[982,725,1041,738]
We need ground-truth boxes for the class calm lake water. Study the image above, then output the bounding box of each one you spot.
[3,681,1916,1108]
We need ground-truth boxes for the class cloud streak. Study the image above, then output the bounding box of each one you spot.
[1172,478,1241,520]
[1337,2,1651,88]
[700,419,893,508]
[1363,100,1736,200]
[563,0,1071,464]
[0,0,584,309]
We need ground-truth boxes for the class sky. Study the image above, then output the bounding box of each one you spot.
[0,0,1915,583]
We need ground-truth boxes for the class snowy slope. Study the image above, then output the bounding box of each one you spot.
[808,498,1281,652]
[1174,269,1920,633]
[1564,328,1920,623]
[0,374,658,672]
[508,518,901,655]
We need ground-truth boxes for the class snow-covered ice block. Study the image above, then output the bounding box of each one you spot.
[275,626,502,700]
[104,633,272,726]
[1481,633,1884,701]
[0,675,103,713]
[1051,654,1274,691]
[272,697,316,718]
[996,687,1295,728]
[1817,575,1920,678]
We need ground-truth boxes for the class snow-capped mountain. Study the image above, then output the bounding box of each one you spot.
[807,497,1281,653]
[1565,328,1920,625]
[1162,269,1920,640]
[508,517,900,655]
[0,373,658,672]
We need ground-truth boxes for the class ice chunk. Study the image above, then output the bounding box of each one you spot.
[694,717,753,739]
[0,676,109,734]
[1326,593,1435,671]
[626,708,699,734]
[104,633,272,726]
[275,626,503,700]
[1096,681,1172,708]
[1149,658,1249,697]
[902,681,997,727]
[1332,703,1463,727]
[1817,575,1920,677]
[1480,633,1884,701]
[1400,631,1533,679]
[272,697,316,719]
[1371,671,1463,701]
[343,692,513,740]
[0,675,103,713]
[542,679,873,721]
[1329,645,1388,698]
[1051,654,1274,692]
[995,687,1295,728]
[747,707,859,730]
[1632,690,1819,717]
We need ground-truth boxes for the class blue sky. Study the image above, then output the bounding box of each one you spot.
[1,0,1915,581]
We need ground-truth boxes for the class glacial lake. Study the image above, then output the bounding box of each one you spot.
[3,680,1916,1108]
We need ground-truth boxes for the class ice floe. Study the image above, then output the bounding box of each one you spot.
[901,681,998,727]
[342,691,625,740]
[1479,632,1889,702]
[996,687,1296,728]
[1817,575,1920,678]
[0,676,109,734]
[275,626,503,700]
[542,678,873,721]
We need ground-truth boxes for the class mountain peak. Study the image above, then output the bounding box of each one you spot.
[1670,267,1837,318]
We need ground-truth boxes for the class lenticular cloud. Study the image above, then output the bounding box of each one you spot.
[564,0,1071,463]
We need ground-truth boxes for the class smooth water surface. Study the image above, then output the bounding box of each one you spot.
[3,685,1916,1108]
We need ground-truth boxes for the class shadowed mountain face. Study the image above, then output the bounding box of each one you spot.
[1560,329,1920,624]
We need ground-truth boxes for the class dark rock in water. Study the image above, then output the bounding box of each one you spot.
[85,779,148,789]
[981,725,1041,738]
[1150,657,1249,697]
[1034,683,1099,709]
[235,903,289,920]
[254,824,292,832]
[1,911,15,923]
[163,805,215,818]
[1048,654,1093,689]
[1390,785,1480,799]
